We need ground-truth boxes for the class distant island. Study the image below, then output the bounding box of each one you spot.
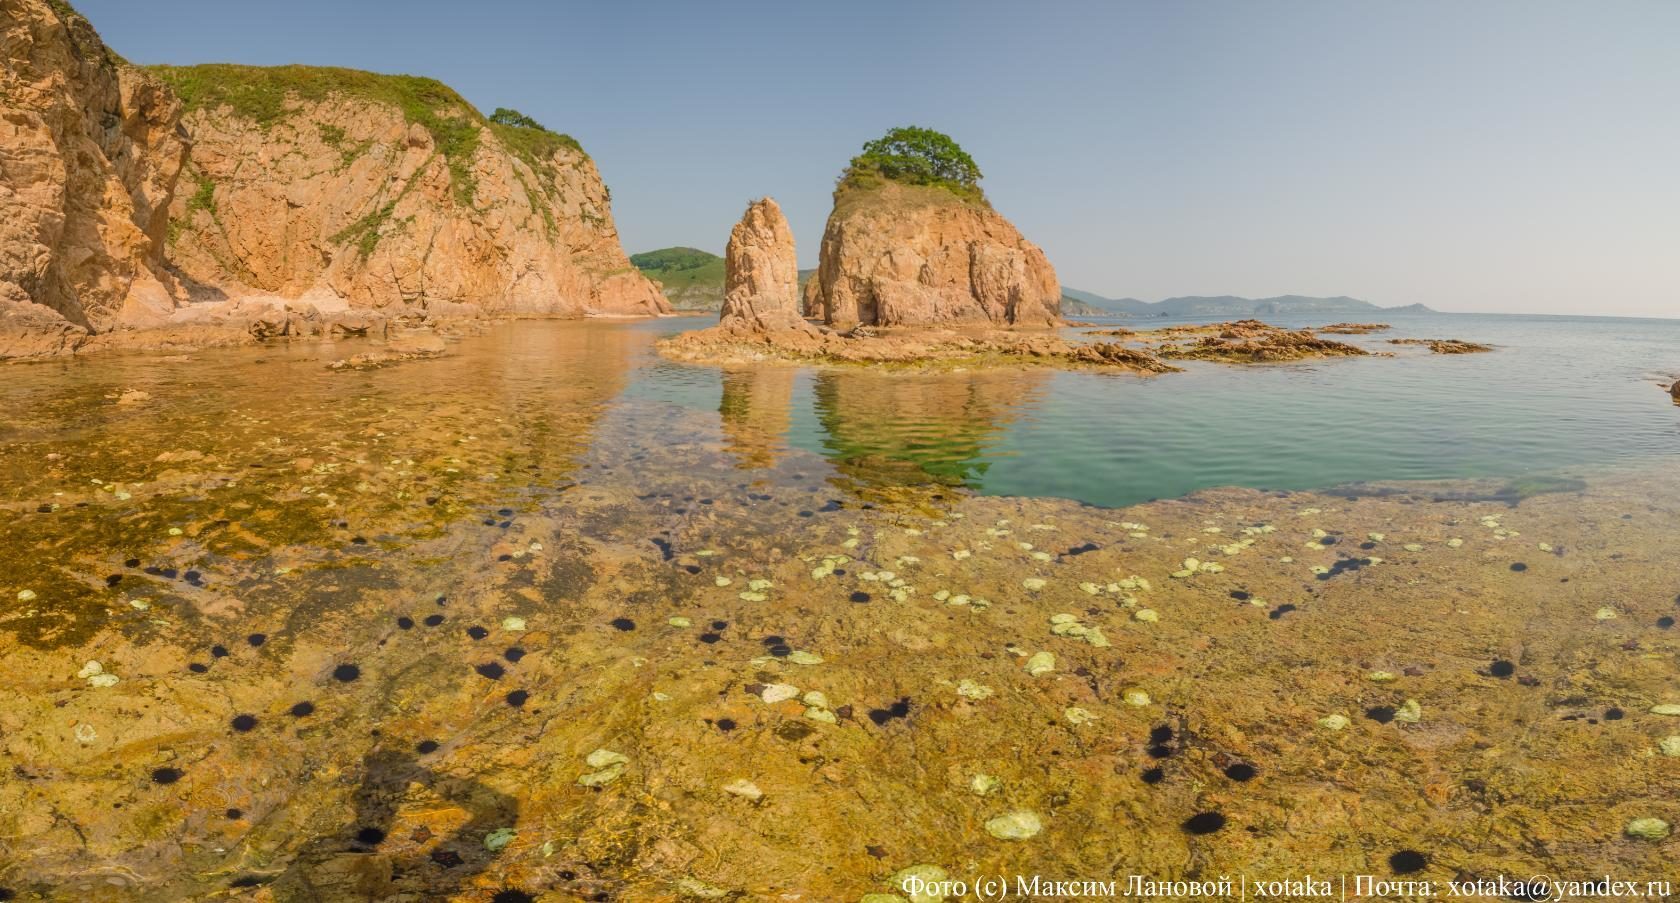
[629,247,726,311]
[1062,289,1434,318]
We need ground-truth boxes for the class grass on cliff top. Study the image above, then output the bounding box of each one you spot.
[147,64,586,207]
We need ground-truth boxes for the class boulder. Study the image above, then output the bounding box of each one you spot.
[327,311,388,339]
[0,298,88,359]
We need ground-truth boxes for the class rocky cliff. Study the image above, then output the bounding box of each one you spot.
[0,0,188,353]
[153,65,667,320]
[0,0,666,358]
[719,197,813,334]
[803,181,1061,329]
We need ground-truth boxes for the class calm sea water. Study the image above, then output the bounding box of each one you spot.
[5,312,1677,510]
[628,312,1680,507]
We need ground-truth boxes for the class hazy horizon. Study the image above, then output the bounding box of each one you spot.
[75,0,1679,318]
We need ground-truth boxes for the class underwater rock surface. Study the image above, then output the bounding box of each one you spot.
[0,321,1676,901]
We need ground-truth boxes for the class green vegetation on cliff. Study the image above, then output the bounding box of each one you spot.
[487,107,585,164]
[147,65,585,207]
[631,247,725,310]
[838,126,986,205]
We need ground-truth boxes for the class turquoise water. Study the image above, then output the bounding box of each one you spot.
[5,313,1676,511]
[630,312,1680,507]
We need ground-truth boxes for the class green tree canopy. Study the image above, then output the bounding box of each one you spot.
[489,107,545,130]
[841,126,985,202]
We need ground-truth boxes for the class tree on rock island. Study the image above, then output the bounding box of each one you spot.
[840,126,986,203]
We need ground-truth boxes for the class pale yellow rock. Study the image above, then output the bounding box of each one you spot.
[722,778,763,801]
[983,810,1043,840]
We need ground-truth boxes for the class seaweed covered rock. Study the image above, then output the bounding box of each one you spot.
[719,198,814,334]
[804,129,1060,329]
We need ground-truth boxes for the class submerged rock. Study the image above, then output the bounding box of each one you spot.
[983,810,1043,840]
[1625,817,1670,840]
[578,748,630,787]
[1393,699,1423,723]
[1318,713,1351,731]
[891,864,950,903]
[722,778,763,801]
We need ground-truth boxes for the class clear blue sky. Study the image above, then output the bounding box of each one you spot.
[79,0,1679,316]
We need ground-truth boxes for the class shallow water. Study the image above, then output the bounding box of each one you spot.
[630,312,1680,507]
[3,319,1680,901]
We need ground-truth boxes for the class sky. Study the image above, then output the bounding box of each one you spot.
[76,0,1680,316]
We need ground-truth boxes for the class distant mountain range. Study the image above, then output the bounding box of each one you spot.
[1062,289,1433,318]
[632,249,1434,321]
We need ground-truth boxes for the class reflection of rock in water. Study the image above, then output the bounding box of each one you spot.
[812,368,1047,488]
[265,749,517,900]
[718,367,796,470]
[0,321,639,651]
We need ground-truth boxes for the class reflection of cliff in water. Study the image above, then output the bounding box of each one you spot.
[0,321,639,652]
[811,368,1047,489]
[718,367,797,470]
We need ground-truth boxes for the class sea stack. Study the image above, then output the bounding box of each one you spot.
[720,198,815,334]
[804,126,1061,330]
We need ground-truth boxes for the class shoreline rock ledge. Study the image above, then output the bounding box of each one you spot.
[719,198,817,335]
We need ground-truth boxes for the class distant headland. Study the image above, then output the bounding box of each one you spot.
[1060,290,1434,318]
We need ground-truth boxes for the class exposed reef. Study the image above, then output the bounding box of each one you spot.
[1319,322,1391,334]
[1389,338,1494,354]
[663,316,1400,374]
[1147,321,1371,363]
[662,325,1182,373]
